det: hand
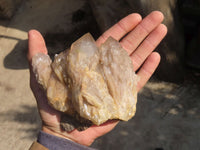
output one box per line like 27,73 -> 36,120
27,11 -> 167,146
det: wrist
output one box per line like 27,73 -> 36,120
42,126 -> 73,141
37,131 -> 96,150
41,124 -> 97,146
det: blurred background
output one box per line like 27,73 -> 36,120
0,0 -> 199,149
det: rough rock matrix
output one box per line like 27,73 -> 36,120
32,33 -> 138,126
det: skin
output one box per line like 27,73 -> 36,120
27,11 -> 167,146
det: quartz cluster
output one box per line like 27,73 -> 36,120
32,33 -> 138,126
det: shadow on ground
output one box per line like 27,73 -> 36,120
0,105 -> 41,139
3,38 -> 28,69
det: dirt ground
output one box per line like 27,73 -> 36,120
0,0 -> 200,150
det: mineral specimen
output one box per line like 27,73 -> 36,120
32,33 -> 138,126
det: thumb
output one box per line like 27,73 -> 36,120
27,29 -> 48,61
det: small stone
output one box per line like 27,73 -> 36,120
32,33 -> 138,128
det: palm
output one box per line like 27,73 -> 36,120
28,11 -> 167,146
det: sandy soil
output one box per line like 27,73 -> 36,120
0,0 -> 199,150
